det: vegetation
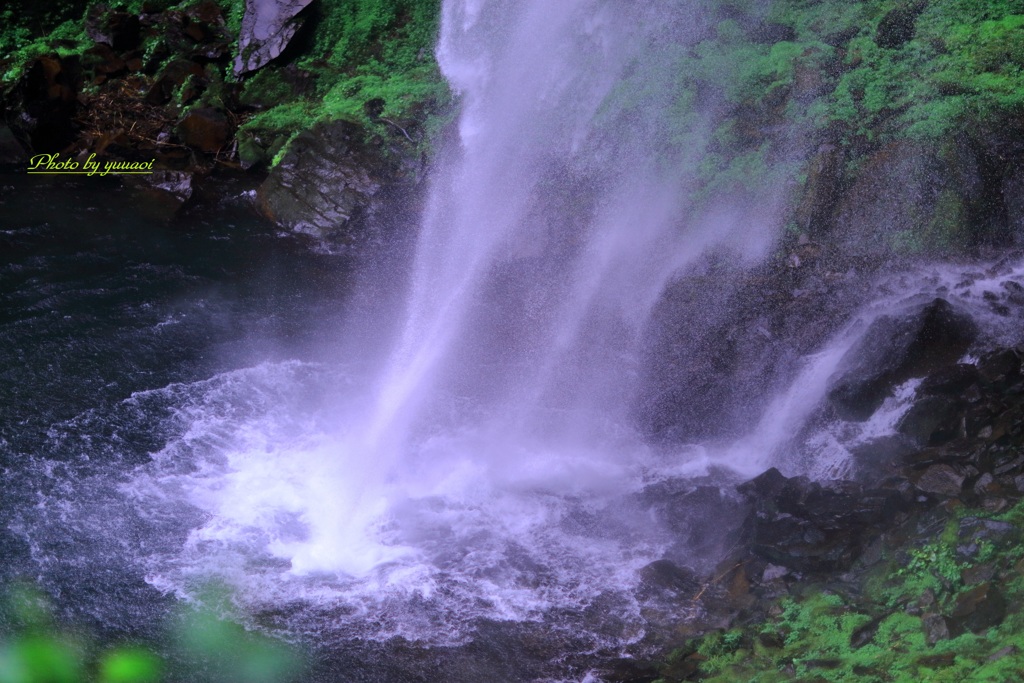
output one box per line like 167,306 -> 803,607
658,500 -> 1024,682
238,0 -> 451,161
0,585 -> 303,683
595,0 -> 1024,252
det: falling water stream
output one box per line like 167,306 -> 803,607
4,1 -> 1024,681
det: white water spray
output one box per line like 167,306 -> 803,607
132,0 -> 801,635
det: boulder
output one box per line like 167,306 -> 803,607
957,517 -> 1019,559
637,559 -> 701,600
177,107 -> 230,153
653,485 -> 746,561
256,121 -> 392,242
736,468 -> 904,573
912,464 -> 965,497
921,613 -> 950,645
793,144 -> 843,235
86,6 -> 141,52
12,55 -> 82,153
827,298 -> 977,420
897,395 -> 961,446
0,125 -> 27,164
234,0 -> 315,75
948,582 -> 1006,635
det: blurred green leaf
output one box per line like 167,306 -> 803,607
98,648 -> 162,683
0,635 -> 83,683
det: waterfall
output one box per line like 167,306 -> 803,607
129,0 -> 795,636
368,0 -> 783,456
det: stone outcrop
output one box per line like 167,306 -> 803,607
255,120 -> 411,243
826,298 -> 977,420
234,0 -> 315,75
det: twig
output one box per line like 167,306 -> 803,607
692,562 -> 745,602
381,117 -> 413,143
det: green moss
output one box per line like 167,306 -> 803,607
666,501 -> 1024,682
237,0 -> 451,165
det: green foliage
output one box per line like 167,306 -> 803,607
0,584 -> 304,683
668,500 -> 1024,682
238,0 -> 451,163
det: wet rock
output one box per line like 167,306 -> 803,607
833,142 -> 980,258
256,120 -> 392,242
913,464 -> 965,497
987,645 -> 1019,663
957,517 -> 1019,559
737,469 -> 903,573
177,108 -> 230,153
850,615 -> 884,649
916,652 -> 956,668
827,298 -> 977,420
86,7 -> 141,52
948,582 -> 1006,635
0,124 -> 27,164
897,395 -> 960,446
921,612 -> 950,644
234,0 -> 315,75
654,485 -> 746,562
12,55 -> 82,153
849,435 -> 917,482
793,144 -> 843,235
1004,168 -> 1024,240
977,348 -> 1022,385
962,562 -> 996,586
146,170 -> 193,201
637,560 -> 700,600
918,363 -> 980,397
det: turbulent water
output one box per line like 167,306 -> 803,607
5,1 -> 1024,681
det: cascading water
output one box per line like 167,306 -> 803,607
8,0 -> 1024,679
129,0 -> 798,641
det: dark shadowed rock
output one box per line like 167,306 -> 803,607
957,517 -> 1019,559
827,298 -> 977,420
86,7 -> 141,52
637,559 -> 700,599
12,55 -> 82,153
653,485 -> 746,562
897,395 -> 961,446
921,613 -> 950,645
736,469 -> 904,573
747,22 -> 796,44
793,144 -> 842,235
848,435 -> 917,483
949,583 -> 1006,635
234,0 -> 315,75
918,363 -> 980,397
147,170 -> 193,201
976,348 -> 1022,384
913,464 -> 965,497
176,107 -> 230,153
0,125 -> 27,164
1004,167 -> 1024,240
875,1 -> 927,49
256,121 -> 397,242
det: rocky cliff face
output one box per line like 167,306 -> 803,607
1,0 -> 445,244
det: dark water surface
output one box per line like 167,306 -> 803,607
0,172 -> 356,636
